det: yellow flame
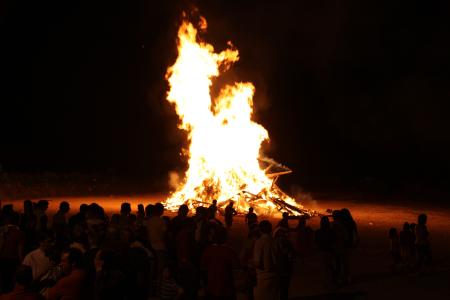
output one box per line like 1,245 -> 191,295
164,18 -> 303,215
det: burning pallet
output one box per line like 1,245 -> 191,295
166,157 -> 316,217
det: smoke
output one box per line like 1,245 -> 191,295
168,171 -> 181,190
290,184 -> 319,209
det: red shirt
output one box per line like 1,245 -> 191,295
0,286 -> 45,300
201,244 -> 239,297
47,269 -> 88,300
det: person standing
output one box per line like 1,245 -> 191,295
35,201 -> 49,236
224,202 -> 237,229
208,200 -> 218,220
47,248 -> 89,300
144,203 -> 167,294
240,228 -> 260,300
399,222 -> 415,268
52,202 -> 70,232
415,213 -> 431,269
0,211 -> 25,293
276,212 -> 289,230
245,208 -> 258,231
331,210 -> 349,285
315,216 -> 336,289
52,201 -> 70,247
201,226 -> 239,300
20,200 -> 37,254
295,216 -> 314,260
274,227 -> 294,300
94,249 -> 126,300
253,220 -> 279,300
388,228 -> 401,270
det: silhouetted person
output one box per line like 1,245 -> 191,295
409,222 -> 417,258
144,203 -> 167,295
136,204 -> 145,227
224,201 -> 237,228
145,204 -> 154,219
274,226 -> 294,300
114,202 -> 135,231
52,202 -> 70,231
208,200 -> 218,220
194,207 -> 209,252
315,216 -> 336,288
409,223 -> 417,242
399,222 -> 414,267
94,248 -> 125,300
388,228 -> 401,271
201,226 -> 239,300
416,213 -> 431,268
130,242 -> 154,298
341,208 -> 358,249
240,227 -> 260,300
170,204 -> 189,239
68,204 -> 88,230
52,201 -> 70,247
0,265 -> 45,300
174,217 -> 198,298
253,220 -> 279,300
277,212 -> 289,230
47,247 -> 89,300
34,201 -> 49,235
331,210 -> 350,285
20,200 -> 37,254
0,210 -> 25,293
245,207 -> 258,231
295,216 -> 314,259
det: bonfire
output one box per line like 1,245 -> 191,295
163,16 -> 312,217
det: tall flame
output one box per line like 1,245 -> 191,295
164,17 -> 303,215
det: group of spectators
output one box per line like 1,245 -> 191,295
388,213 -> 432,272
0,198 -> 428,300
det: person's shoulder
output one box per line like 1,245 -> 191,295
23,248 -> 38,261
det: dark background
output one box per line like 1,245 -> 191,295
1,0 -> 450,195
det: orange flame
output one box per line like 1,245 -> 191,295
164,17 -> 304,216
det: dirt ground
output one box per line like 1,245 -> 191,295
3,194 -> 450,300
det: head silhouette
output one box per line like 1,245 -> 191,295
418,213 -> 427,225
120,203 -> 131,215
320,216 -> 330,229
259,220 -> 272,234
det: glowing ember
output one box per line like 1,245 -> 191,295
164,16 -> 307,216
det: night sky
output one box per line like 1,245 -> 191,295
1,0 -> 450,193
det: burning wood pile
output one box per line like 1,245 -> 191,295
162,15 -> 314,217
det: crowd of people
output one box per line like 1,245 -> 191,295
0,199 -> 430,300
388,213 -> 431,272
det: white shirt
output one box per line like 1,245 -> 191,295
23,248 -> 51,280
